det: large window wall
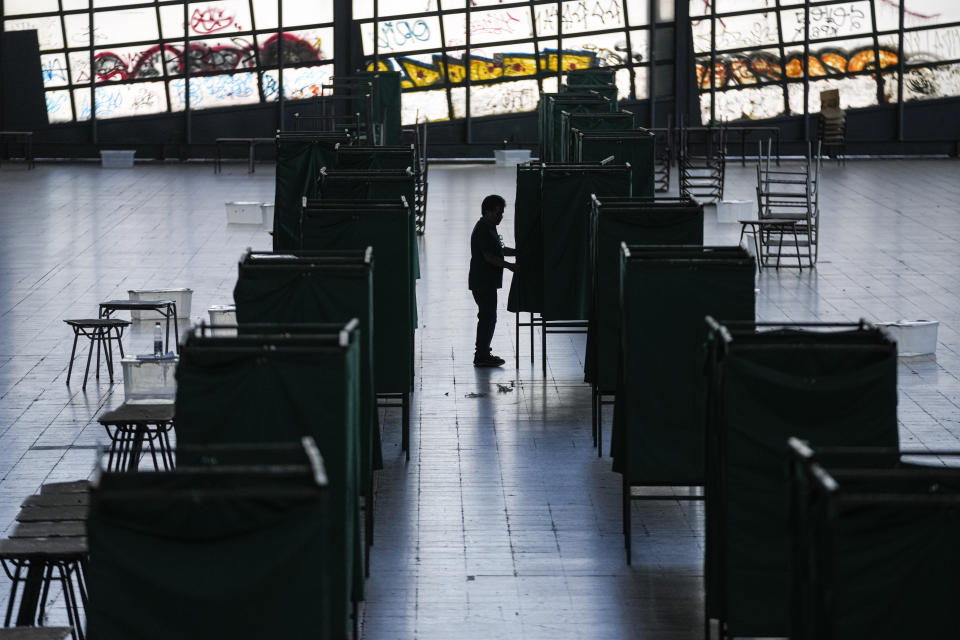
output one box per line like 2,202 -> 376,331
692,0 -> 960,123
354,0 -> 670,124
3,0 -> 334,123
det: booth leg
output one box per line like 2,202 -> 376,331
402,392 -> 410,462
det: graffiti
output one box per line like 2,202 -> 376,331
190,6 -> 235,34
263,74 -> 279,100
472,83 -> 539,116
695,47 -> 900,90
878,0 -> 941,21
42,58 -> 69,84
470,11 -> 523,37
207,73 -> 256,99
45,92 -> 67,114
535,0 -> 624,35
372,48 -> 598,88
80,34 -> 321,84
287,68 -> 334,99
791,4 -> 866,41
377,20 -> 431,52
130,87 -> 158,111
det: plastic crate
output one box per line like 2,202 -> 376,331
128,288 -> 192,320
122,357 -> 177,403
100,150 -> 135,168
494,149 -> 532,166
717,200 -> 755,223
261,203 -> 275,228
208,305 -> 237,336
225,201 -> 264,224
876,320 -> 938,357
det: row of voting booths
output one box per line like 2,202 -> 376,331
79,79 -> 422,638
507,68 -> 658,374
533,73 -> 959,634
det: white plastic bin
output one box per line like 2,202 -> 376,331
128,288 -> 193,320
208,305 -> 237,336
100,150 -> 135,168
261,203 -> 275,228
876,320 -> 939,357
122,357 -> 177,403
225,201 -> 264,224
717,200 -> 755,223
494,149 -> 532,166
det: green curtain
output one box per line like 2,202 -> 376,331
540,167 -> 632,320
233,258 -> 383,479
611,248 -> 755,484
584,199 -> 704,391
87,472 -> 337,639
357,71 -> 402,145
299,208 -> 414,393
173,333 -> 362,637
335,146 -> 415,171
506,165 -> 544,314
706,331 -> 898,637
576,132 -> 656,197
546,96 -> 613,162
274,136 -> 346,250
317,173 -> 420,281
805,470 -> 960,640
560,112 -> 634,162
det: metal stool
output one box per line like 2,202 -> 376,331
63,319 -> 130,389
98,403 -> 176,472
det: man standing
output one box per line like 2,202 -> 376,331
469,195 -> 516,367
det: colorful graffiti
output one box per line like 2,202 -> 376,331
89,34 -> 323,83
695,47 -> 900,90
369,49 -> 599,89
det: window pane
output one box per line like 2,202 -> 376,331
282,0 -> 332,27
470,78 -> 539,116
903,62 -> 960,101
781,2 -> 873,43
256,29 -> 333,65
171,72 -> 260,109
95,8 -> 160,44
282,63 -> 334,99
535,0 -> 627,37
633,65 -> 647,99
904,26 -> 960,64
467,7 -> 534,45
786,75 -> 878,113
449,85 -> 466,118
363,16 -> 443,55
253,0 -> 279,30
562,31 -> 633,67
626,0 -> 649,27
94,81 -> 168,118
45,90 -> 72,122
41,54 -> 70,87
712,84 -> 785,121
903,0 -> 960,29
185,0 -> 252,37
401,88 -> 449,124
74,88 -> 91,120
3,0 -> 58,15
5,17 -> 65,50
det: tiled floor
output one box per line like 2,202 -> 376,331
0,158 -> 958,637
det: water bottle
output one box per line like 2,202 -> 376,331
153,322 -> 163,357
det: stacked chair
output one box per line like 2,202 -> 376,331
818,88 -> 846,163
679,125 -> 725,202
612,246 -> 755,565
584,196 -> 704,455
754,140 -> 822,268
702,320 -> 898,639
651,121 -> 673,193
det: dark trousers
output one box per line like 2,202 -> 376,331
471,288 -> 497,355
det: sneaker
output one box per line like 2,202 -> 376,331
473,353 -> 505,367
